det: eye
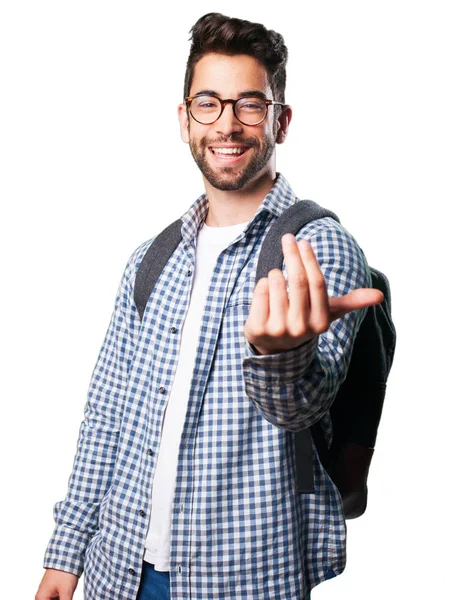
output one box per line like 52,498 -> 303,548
193,96 -> 220,111
238,99 -> 266,112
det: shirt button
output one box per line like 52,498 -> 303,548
139,509 -> 146,517
177,565 -> 182,575
171,327 -> 177,333
187,270 -> 192,276
148,448 -> 154,456
128,568 -> 136,575
159,386 -> 166,394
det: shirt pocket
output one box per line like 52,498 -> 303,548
225,262 -> 256,308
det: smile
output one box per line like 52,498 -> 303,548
210,146 -> 248,155
208,145 -> 250,162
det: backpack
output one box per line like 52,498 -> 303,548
134,200 -> 396,519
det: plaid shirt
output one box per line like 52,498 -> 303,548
43,173 -> 371,599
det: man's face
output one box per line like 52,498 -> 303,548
179,53 -> 283,191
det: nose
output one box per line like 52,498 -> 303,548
214,101 -> 244,137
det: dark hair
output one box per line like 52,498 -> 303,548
184,13 -> 288,103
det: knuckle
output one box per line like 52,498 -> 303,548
290,272 -> 308,287
267,322 -> 286,337
253,327 -> 267,339
319,319 -> 329,333
253,328 -> 266,339
312,318 -> 329,333
245,322 -> 266,338
289,324 -> 307,338
310,275 -> 326,289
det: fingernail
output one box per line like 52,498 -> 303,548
299,240 -> 310,250
283,234 -> 295,244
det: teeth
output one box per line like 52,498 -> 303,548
212,147 -> 246,155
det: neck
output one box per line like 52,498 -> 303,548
202,167 -> 277,227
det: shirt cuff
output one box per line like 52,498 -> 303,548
243,336 -> 319,386
43,526 -> 90,577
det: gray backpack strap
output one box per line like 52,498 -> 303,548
255,200 -> 339,493
256,200 -> 339,283
134,219 -> 183,321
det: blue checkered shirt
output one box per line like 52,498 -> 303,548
43,173 -> 371,599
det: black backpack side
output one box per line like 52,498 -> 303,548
254,200 -> 396,518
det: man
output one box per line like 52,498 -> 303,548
36,12 -> 382,600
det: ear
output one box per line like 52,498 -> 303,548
275,105 -> 293,144
178,103 -> 190,144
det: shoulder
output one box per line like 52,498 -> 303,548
117,235 -> 158,294
128,236 -> 158,272
295,214 -> 361,247
292,215 -> 372,289
296,214 -> 367,260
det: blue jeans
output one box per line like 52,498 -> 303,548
135,561 -> 311,599
136,562 -> 170,600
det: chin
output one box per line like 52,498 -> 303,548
205,171 -> 253,191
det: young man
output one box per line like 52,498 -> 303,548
36,12 -> 382,600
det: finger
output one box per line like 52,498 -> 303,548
267,267 -> 289,326
247,276 -> 270,329
329,288 -> 384,321
298,239 -> 330,332
281,234 -> 310,324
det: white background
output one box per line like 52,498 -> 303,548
1,1 -> 449,598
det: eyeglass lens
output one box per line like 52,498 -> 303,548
190,96 -> 267,125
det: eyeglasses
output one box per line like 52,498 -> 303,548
185,95 -> 285,126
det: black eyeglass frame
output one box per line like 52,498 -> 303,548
185,95 -> 286,126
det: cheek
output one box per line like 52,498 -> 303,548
189,123 -> 211,145
263,124 -> 277,147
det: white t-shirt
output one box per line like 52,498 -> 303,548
144,218 -> 249,571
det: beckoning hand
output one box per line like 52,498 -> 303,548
244,234 -> 384,355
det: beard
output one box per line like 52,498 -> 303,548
188,132 -> 276,191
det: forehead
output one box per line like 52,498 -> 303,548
190,52 -> 271,97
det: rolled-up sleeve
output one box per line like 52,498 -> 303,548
243,218 -> 371,432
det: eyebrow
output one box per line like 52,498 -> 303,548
192,89 -> 269,100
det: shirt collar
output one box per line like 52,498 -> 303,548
180,172 -> 299,245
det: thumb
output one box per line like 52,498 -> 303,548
329,288 -> 384,321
